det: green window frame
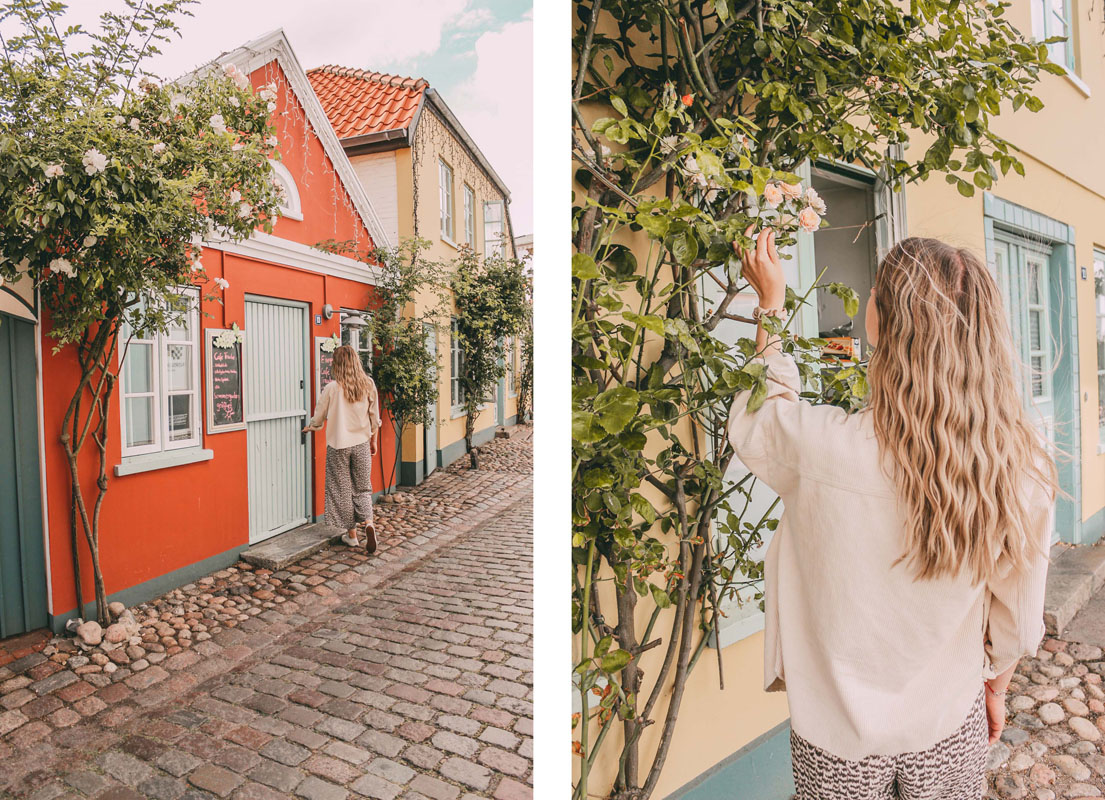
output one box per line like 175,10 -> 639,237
1026,251 -> 1052,401
1095,250 -> 1105,449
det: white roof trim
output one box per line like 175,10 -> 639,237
203,231 -> 381,286
201,29 -> 393,250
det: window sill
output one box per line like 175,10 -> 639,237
441,235 -> 459,251
1052,59 -> 1091,97
115,448 -> 214,477
450,403 -> 490,420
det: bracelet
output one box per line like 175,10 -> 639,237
984,682 -> 1007,697
752,305 -> 788,322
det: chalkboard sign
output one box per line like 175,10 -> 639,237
205,329 -> 246,434
315,337 -> 336,399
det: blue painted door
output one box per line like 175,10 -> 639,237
0,313 -> 48,638
244,298 -> 311,543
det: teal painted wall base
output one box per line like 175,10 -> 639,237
1082,504 -> 1105,545
400,460 -> 424,487
667,721 -> 794,800
49,543 -> 247,634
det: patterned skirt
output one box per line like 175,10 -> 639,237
791,689 -> 987,800
324,441 -> 375,531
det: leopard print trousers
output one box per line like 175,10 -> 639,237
791,689 -> 987,800
324,441 -> 375,531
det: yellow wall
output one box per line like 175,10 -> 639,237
350,108 -> 522,473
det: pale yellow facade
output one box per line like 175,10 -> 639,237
347,103 -> 521,480
578,0 -> 1105,795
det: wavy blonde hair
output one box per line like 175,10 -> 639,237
331,345 -> 371,404
868,237 -> 1057,584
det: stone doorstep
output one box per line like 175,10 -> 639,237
239,522 -> 345,571
1043,541 -> 1105,637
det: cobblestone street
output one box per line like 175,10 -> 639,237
0,431 -> 532,800
988,635 -> 1105,799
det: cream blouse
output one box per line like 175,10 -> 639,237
727,349 -> 1053,761
308,378 -> 382,450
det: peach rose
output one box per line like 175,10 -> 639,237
763,183 -> 783,209
780,182 -> 803,201
804,187 -> 826,214
798,207 -> 821,233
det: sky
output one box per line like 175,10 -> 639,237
43,0 -> 534,234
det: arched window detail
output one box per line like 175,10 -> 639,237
269,159 -> 302,221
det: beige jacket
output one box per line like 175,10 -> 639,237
727,349 -> 1052,760
308,378 -> 382,450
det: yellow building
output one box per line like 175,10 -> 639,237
308,66 -> 523,483
580,1 -> 1105,796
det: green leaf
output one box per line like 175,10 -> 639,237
623,311 -> 665,336
611,94 -> 629,117
745,377 -> 768,412
572,253 -> 600,279
593,386 -> 640,435
599,649 -> 633,672
650,584 -> 672,608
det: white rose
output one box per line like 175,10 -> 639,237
209,114 -> 227,134
82,148 -> 108,175
231,143 -> 244,151
229,189 -> 242,204
83,235 -> 97,247
43,164 -> 64,179
152,142 -> 166,154
265,135 -> 278,148
49,257 -> 74,277
113,115 -> 125,126
169,93 -> 187,111
780,182 -> 803,200
214,277 -> 229,290
804,187 -> 827,215
266,101 -> 276,113
129,117 -> 140,131
238,201 -> 253,218
158,113 -> 170,123
228,96 -> 240,108
763,183 -> 783,209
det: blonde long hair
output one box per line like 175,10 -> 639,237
331,345 -> 371,404
867,237 -> 1057,584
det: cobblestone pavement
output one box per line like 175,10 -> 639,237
445,429 -> 532,475
0,434 -> 532,800
987,636 -> 1105,799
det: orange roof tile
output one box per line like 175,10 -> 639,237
307,65 -> 427,140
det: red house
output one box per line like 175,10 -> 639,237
26,30 -> 395,633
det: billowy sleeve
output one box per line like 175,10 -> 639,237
367,378 -> 382,437
308,381 -> 334,429
727,350 -> 805,497
984,487 -> 1054,678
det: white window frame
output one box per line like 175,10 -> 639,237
269,159 -> 303,221
119,287 -> 203,458
1026,252 -> 1052,402
450,317 -> 466,414
464,184 -> 476,248
339,309 -> 373,375
483,200 -> 504,257
439,159 -> 455,244
1031,0 -> 1075,72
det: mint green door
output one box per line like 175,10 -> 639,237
0,313 -> 48,638
244,298 -> 311,543
991,235 -> 1060,541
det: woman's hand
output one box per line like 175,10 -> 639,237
301,425 -> 313,434
370,433 -> 378,456
984,684 -> 1006,744
734,225 -> 786,309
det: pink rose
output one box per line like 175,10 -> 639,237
780,182 -> 802,201
804,187 -> 826,214
798,207 -> 821,233
763,183 -> 783,209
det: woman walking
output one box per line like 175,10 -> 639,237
304,345 -> 382,552
729,231 -> 1056,800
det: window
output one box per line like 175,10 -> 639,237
464,185 -> 476,247
269,160 -> 302,221
1026,253 -> 1051,400
1095,251 -> 1105,448
340,310 -> 372,374
1032,0 -> 1074,71
439,160 -> 455,242
506,336 -> 517,397
450,318 -> 465,409
119,288 -> 202,457
484,200 -> 504,257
